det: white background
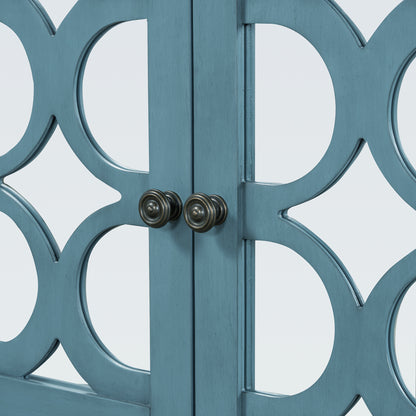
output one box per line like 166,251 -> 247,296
0,1 -> 415,415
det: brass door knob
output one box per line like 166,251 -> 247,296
139,189 -> 182,228
183,193 -> 228,233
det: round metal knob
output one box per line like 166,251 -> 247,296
183,193 -> 228,233
139,189 -> 182,228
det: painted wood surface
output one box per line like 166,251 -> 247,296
0,375 -> 149,416
148,0 -> 194,413
193,0 -> 246,415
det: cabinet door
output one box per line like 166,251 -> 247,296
0,1 -> 193,415
194,0 -> 416,415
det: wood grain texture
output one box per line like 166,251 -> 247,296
148,0 -> 194,414
0,375 -> 149,416
193,0 -> 246,415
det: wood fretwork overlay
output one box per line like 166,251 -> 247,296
243,0 -> 416,415
0,0 -> 150,407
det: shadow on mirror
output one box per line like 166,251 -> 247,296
82,20 -> 149,171
395,282 -> 416,399
255,24 -> 335,185
397,54 -> 416,173
0,22 -> 33,156
86,225 -> 150,371
0,212 -> 37,342
255,241 -> 334,396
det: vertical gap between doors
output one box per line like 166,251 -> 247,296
190,0 -> 196,414
244,23 -> 256,392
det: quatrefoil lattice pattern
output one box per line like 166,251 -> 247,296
0,0 -> 150,406
243,0 -> 416,415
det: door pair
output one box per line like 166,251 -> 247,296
3,0 -> 416,415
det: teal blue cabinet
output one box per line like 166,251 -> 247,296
0,0 -> 193,415
1,0 -> 416,415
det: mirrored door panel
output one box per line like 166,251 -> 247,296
0,1 -> 193,415
243,1 -> 416,415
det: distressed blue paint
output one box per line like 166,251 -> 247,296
243,0 -> 416,415
2,0 -> 416,414
192,0 -> 246,415
0,0 -> 193,414
0,375 -> 149,416
147,0 -> 194,413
